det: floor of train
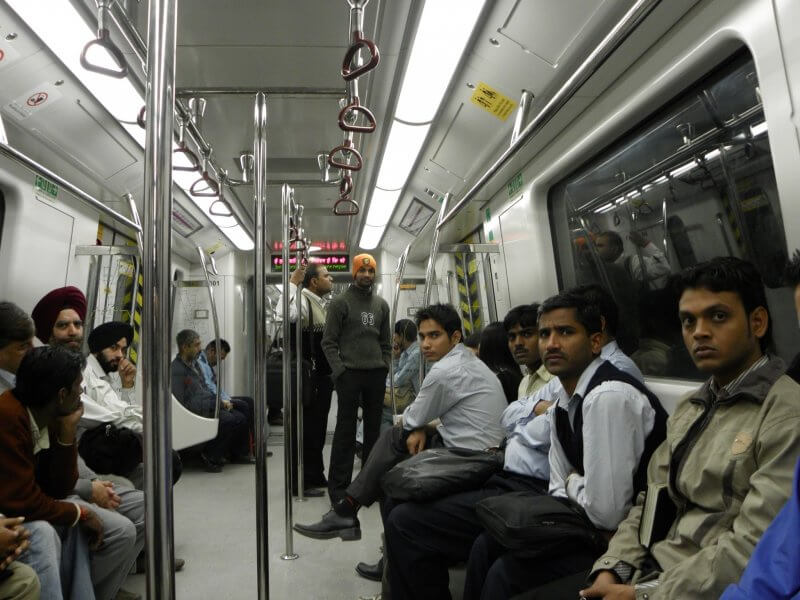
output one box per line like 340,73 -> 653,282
121,399 -> 466,599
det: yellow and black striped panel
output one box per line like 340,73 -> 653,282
455,250 -> 482,336
121,272 -> 143,365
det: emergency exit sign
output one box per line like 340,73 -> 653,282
507,172 -> 523,198
34,174 -> 59,201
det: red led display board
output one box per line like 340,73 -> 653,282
270,254 -> 350,272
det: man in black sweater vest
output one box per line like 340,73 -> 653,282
321,253 -> 392,504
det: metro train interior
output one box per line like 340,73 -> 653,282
1,0 -> 800,598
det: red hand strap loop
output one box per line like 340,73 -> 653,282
341,31 -> 380,81
328,139 -> 363,172
338,99 -> 377,134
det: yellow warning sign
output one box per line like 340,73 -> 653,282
470,82 -> 516,121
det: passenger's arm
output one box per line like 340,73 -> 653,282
402,370 -> 450,431
379,302 -> 392,371
566,384 -> 654,529
655,414 -> 800,600
501,380 -> 555,430
321,300 -> 346,379
170,362 -> 187,404
278,281 -> 302,323
73,456 -> 97,501
392,346 -> 419,389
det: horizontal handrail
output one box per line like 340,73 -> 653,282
0,141 -> 141,232
437,0 -> 663,230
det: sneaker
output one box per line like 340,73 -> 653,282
293,510 -> 361,541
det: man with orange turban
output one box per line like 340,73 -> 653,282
315,253 -> 391,508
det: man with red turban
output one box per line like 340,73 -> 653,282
31,286 -> 87,350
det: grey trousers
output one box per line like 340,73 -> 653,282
0,562 -> 40,600
72,484 -> 145,600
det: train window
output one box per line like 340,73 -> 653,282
548,50 -> 797,380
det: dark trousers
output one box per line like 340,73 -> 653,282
510,571 -> 592,600
289,370 -> 334,491
384,471 -> 547,600
328,367 -> 387,503
346,425 -> 444,507
203,406 -> 248,462
463,532 -> 596,600
230,396 -> 254,456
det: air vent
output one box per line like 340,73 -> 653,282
399,197 -> 436,236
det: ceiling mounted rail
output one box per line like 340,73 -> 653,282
176,87 -> 346,97
0,141 -> 142,233
436,0 -> 664,231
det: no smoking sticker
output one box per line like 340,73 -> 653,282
7,82 -> 63,120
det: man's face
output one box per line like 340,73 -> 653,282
312,267 -> 333,295
678,287 -> 766,384
96,337 -> 128,373
594,235 -> 621,263
0,337 -> 34,374
507,323 -> 539,368
206,347 -> 228,366
392,333 -> 403,358
418,318 -> 460,363
57,373 -> 84,416
182,337 -> 202,361
538,308 -> 601,381
50,309 -> 84,351
354,265 -> 376,289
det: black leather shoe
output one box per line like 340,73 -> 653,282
355,557 -> 384,582
294,510 -> 361,541
200,453 -> 222,473
300,488 -> 325,498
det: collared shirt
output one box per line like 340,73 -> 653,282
276,282 -> 327,326
618,242 -> 672,289
196,350 -> 231,402
548,357 -> 655,530
389,341 -> 421,394
80,354 -> 143,433
0,368 -> 14,393
710,355 -> 770,398
402,343 -> 507,451
27,408 -> 50,454
518,363 -> 553,399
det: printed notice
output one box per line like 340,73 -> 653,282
470,82 -> 517,121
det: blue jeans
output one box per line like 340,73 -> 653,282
19,520 -> 95,600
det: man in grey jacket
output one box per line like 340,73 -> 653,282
321,253 -> 392,503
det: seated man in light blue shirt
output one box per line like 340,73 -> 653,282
294,303 -> 507,543
382,319 -> 421,429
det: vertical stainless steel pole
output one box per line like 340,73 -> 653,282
142,0 -> 176,597
420,193 -> 452,385
295,248 -> 305,502
509,90 -> 534,146
253,91 -> 271,599
389,243 -> 412,417
281,183 -> 299,560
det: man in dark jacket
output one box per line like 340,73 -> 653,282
321,253 -> 392,503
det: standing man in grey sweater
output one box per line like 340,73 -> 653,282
322,253 -> 392,504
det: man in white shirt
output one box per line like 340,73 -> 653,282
79,321 -> 182,486
595,231 -> 671,290
462,289 -> 667,600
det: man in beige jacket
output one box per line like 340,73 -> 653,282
519,257 -> 800,600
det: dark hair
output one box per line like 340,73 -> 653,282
463,333 -> 481,349
571,284 -> 619,336
176,329 -> 199,348
14,346 -> 84,408
394,319 -> 417,342
785,250 -> 800,288
598,231 -> 624,252
0,302 -> 34,350
479,322 -> 522,376
672,257 -> 773,351
414,303 -> 462,337
303,263 -> 325,288
538,290 -> 603,335
206,338 -> 231,353
502,304 -> 540,332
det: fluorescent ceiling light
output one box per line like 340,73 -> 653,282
359,224 -> 385,250
7,1 -> 254,251
365,188 -> 403,228
593,203 -> 614,214
703,148 -> 721,162
669,161 -> 696,178
394,0 -> 485,123
750,121 -> 768,137
375,121 -> 431,190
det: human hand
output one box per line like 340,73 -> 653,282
56,401 -> 84,444
406,429 -> 427,455
80,508 -> 105,550
222,400 -> 233,411
118,358 -> 137,388
580,571 -> 635,599
533,400 -> 552,416
290,267 -> 305,286
91,480 -> 121,510
0,516 -> 25,555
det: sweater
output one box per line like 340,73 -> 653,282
321,284 -> 391,378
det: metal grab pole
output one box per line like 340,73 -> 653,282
281,184 -> 299,560
253,91 -> 271,599
389,243 -> 412,417
295,251 -> 305,502
420,193 -> 452,386
437,0 -> 663,230
196,247 -> 222,419
509,90 -> 534,146
141,0 -> 177,597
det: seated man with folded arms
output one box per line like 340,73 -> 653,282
294,303 -> 508,541
196,338 -> 255,462
524,257 -> 800,600
80,321 -> 183,485
171,329 -> 249,472
0,515 -> 40,600
0,345 -> 107,600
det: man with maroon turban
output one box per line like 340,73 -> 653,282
31,286 -> 87,351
